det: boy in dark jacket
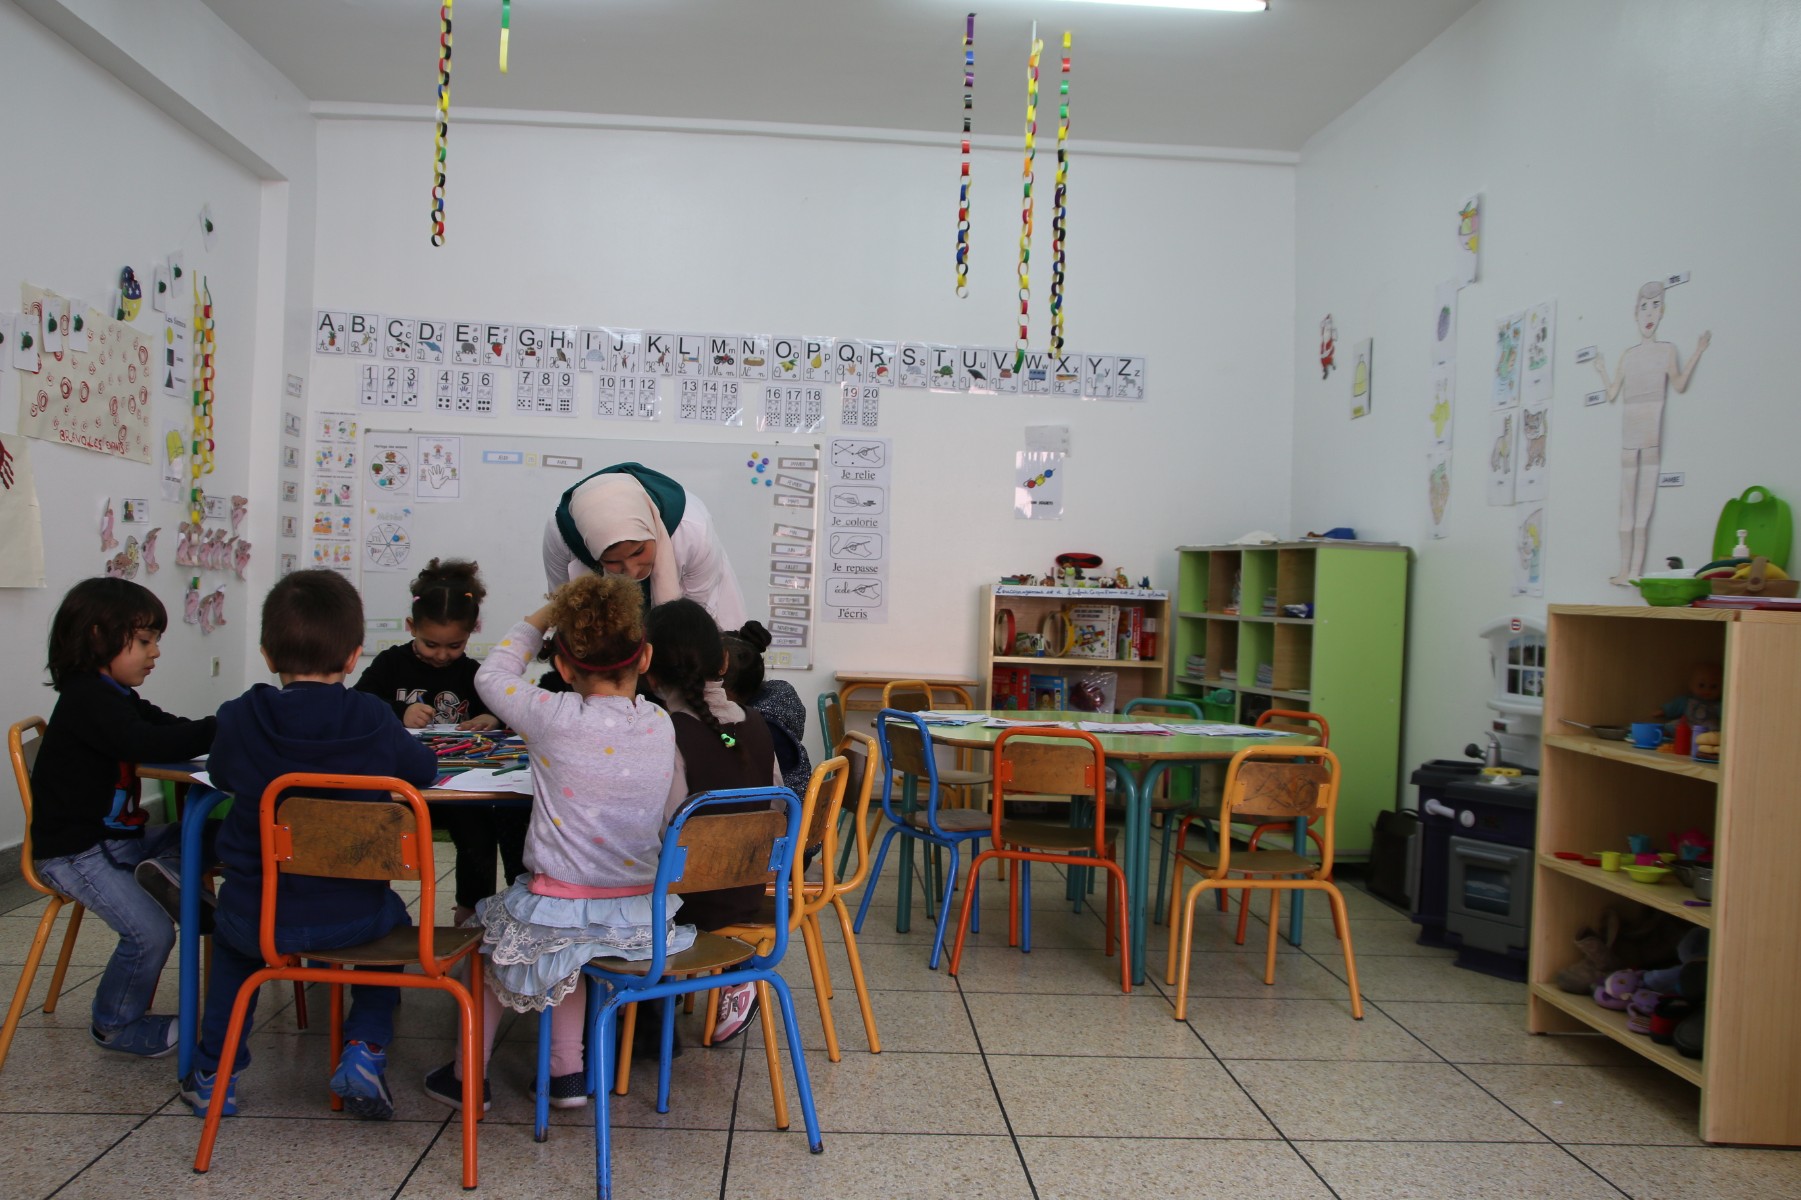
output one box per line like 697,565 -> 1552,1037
31,578 -> 216,1058
181,571 -> 435,1120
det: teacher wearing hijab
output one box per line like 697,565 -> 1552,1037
542,462 -> 747,629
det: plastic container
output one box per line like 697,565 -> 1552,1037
1631,577 -> 1711,606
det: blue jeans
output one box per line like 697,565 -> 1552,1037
196,887 -> 412,1074
37,825 -> 182,1034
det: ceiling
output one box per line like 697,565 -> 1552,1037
200,0 -> 1477,152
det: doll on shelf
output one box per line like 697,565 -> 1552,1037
1656,662 -> 1722,731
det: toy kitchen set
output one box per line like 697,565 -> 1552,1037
1409,618 -> 1544,980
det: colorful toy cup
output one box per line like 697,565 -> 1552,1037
1630,722 -> 1664,749
1600,851 -> 1622,871
1627,834 -> 1654,854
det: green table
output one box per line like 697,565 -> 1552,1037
924,711 -> 1313,985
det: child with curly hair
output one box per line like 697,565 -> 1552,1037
423,573 -> 682,1111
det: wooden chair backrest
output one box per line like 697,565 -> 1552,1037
273,797 -> 423,881
1216,746 -> 1342,876
882,680 -> 933,713
7,718 -> 54,897
997,737 -> 1103,798
819,691 -> 846,755
800,755 -> 850,854
672,808 -> 789,894
832,730 -> 881,893
880,716 -> 933,780
1255,708 -> 1331,746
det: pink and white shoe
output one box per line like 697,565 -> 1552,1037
711,982 -> 759,1045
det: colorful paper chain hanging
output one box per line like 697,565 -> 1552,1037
499,0 -> 511,73
431,2 -> 453,247
1015,25 -> 1043,370
1049,32 -> 1071,355
190,278 -> 216,524
955,13 -> 975,298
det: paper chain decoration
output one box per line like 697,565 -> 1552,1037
955,13 -> 974,298
190,278 -> 216,523
1049,32 -> 1070,356
431,2 -> 453,247
1015,24 -> 1043,370
500,0 -> 511,73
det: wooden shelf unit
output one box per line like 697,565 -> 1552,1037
1530,605 -> 1801,1146
980,586 -> 1170,712
1170,542 -> 1409,857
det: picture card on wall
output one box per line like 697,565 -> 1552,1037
927,345 -> 967,392
315,310 -> 349,354
1515,403 -> 1549,502
1522,301 -> 1556,405
1456,193 -> 1480,287
1492,311 -> 1524,408
1349,339 -> 1372,418
344,313 -> 379,356
1432,281 -> 1458,366
1050,352 -> 1083,397
1112,355 -> 1146,401
1486,408 -> 1518,506
897,343 -> 931,388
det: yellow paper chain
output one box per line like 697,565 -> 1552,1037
1015,25 -> 1043,370
189,277 -> 216,524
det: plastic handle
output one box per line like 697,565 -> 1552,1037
1423,799 -> 1456,819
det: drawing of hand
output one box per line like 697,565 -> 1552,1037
1695,330 -> 1711,356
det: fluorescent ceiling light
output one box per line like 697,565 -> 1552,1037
1046,1 -> 1269,11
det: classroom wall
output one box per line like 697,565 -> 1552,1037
0,0 -> 314,852
310,115 -> 1298,704
1291,0 -> 1801,792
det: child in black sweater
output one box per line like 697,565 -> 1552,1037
354,558 -> 526,924
30,578 -> 215,1058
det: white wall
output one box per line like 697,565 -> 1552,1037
311,116 -> 1296,702
0,0 -> 314,851
1292,0 -> 1801,788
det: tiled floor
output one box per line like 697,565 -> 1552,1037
1,849 -> 1798,1199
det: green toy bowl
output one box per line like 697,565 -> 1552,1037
1630,578 -> 1711,607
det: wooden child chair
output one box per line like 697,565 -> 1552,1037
192,774 -> 487,1190
1164,746 -> 1362,1021
1,718 -> 88,1073
947,728 -> 1133,994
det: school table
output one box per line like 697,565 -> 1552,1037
835,671 -> 982,713
138,762 -> 524,1080
920,713 -> 1315,986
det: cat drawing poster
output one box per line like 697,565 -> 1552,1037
1516,404 -> 1549,502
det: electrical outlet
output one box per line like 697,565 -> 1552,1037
210,657 -> 221,678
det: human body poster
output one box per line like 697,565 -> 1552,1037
823,437 -> 890,624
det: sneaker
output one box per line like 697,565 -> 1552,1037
134,858 -> 215,935
529,1070 -> 590,1109
422,1061 -> 492,1112
91,1013 -> 178,1058
711,982 -> 759,1046
329,1040 -> 394,1120
180,1067 -> 240,1117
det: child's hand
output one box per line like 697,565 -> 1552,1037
402,702 -> 436,729
458,714 -> 501,732
525,602 -> 557,632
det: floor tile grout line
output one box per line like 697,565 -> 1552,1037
718,1006 -> 751,1200
43,1103 -> 167,1199
388,1111 -> 453,1200
953,970 -> 1040,1200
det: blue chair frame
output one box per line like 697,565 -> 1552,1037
532,787 -> 823,1197
1120,696 -> 1209,918
852,709 -> 983,968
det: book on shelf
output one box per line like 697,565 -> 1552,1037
1067,605 -> 1119,659
992,667 -> 1031,711
1028,674 -> 1067,711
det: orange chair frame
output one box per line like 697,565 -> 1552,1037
1,718 -> 89,1072
947,728 -> 1131,993
1165,746 -> 1362,1021
192,773 -> 486,1189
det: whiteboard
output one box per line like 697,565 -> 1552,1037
356,430 -> 820,668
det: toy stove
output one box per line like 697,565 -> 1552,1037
1407,616 -> 1546,981
1410,759 -> 1537,980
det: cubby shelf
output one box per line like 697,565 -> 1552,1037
1170,541 -> 1408,857
1530,605 -> 1801,1146
981,587 -> 1169,712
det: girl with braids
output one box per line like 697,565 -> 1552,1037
424,574 -> 683,1112
645,598 -> 783,1044
723,620 -> 812,799
355,558 -> 521,924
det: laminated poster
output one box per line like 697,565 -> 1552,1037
364,503 -> 414,573
1513,507 -> 1545,597
1522,301 -> 1556,405
0,434 -> 47,587
1014,450 -> 1064,520
1492,311 -> 1524,409
1487,408 -> 1518,507
1426,450 -> 1451,541
823,437 -> 890,624
18,286 -> 154,463
1515,404 -> 1549,502
414,435 -> 462,502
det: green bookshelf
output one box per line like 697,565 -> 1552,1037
1171,542 -> 1409,857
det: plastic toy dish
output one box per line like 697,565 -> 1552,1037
1622,864 -> 1673,884
1553,851 -> 1585,861
1629,577 -> 1712,607
1560,719 -> 1630,740
1580,856 -> 1602,867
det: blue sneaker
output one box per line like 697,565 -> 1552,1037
330,1040 -> 394,1120
180,1068 -> 240,1117
90,1013 -> 177,1058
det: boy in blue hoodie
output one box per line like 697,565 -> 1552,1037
181,570 -> 436,1120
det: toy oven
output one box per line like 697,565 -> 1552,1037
1444,835 -> 1532,956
